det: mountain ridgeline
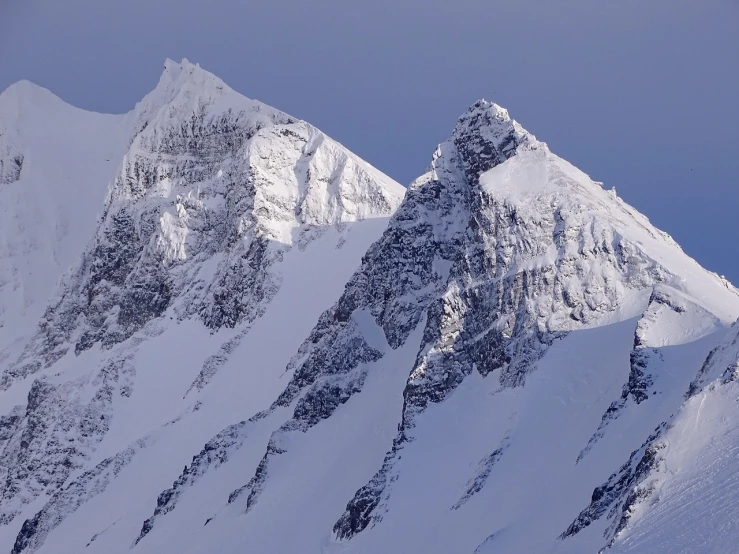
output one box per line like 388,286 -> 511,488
0,60 -> 737,554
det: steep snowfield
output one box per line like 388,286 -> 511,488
0,82 -> 130,360
1,67 -> 738,554
564,321 -> 739,554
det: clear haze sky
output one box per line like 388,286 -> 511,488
2,0 -> 738,282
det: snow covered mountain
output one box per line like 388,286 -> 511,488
1,62 -> 739,554
0,59 -> 403,552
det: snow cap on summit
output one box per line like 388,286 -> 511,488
127,58 -> 286,137
0,80 -> 67,117
150,57 -> 231,99
462,98 -> 511,121
159,58 -> 212,85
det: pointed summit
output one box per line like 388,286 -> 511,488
157,58 -> 226,94
451,99 -> 540,182
128,58 -> 286,136
163,57 -> 200,72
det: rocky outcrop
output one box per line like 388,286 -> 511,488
687,322 -> 739,397
561,424 -> 668,547
452,436 -> 510,510
0,332 -> 144,526
0,129 -> 23,186
134,413 -> 262,545
11,436 -> 154,554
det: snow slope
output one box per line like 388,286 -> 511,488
1,71 -> 738,554
564,320 -> 739,554
0,82 -> 130,362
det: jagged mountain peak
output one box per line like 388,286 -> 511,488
452,99 -> 533,144
162,57 -> 203,74
449,99 -> 540,183
0,60 -> 405,552
127,58 -> 286,141
113,60 -> 403,231
2,60 -> 403,387
418,98 -> 738,326
153,57 -> 229,104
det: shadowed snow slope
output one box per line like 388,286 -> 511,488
1,69 -> 738,554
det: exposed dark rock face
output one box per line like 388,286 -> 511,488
184,328 -> 249,396
0,406 -> 23,454
0,154 -> 23,185
578,342 -> 659,462
687,321 -> 739,397
452,436 -> 510,510
134,416 -> 258,545
0,347 -> 137,526
11,515 -> 39,554
3,108 -> 289,386
561,424 -> 668,548
0,129 -> 23,185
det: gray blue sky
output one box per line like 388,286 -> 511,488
2,0 -> 738,281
